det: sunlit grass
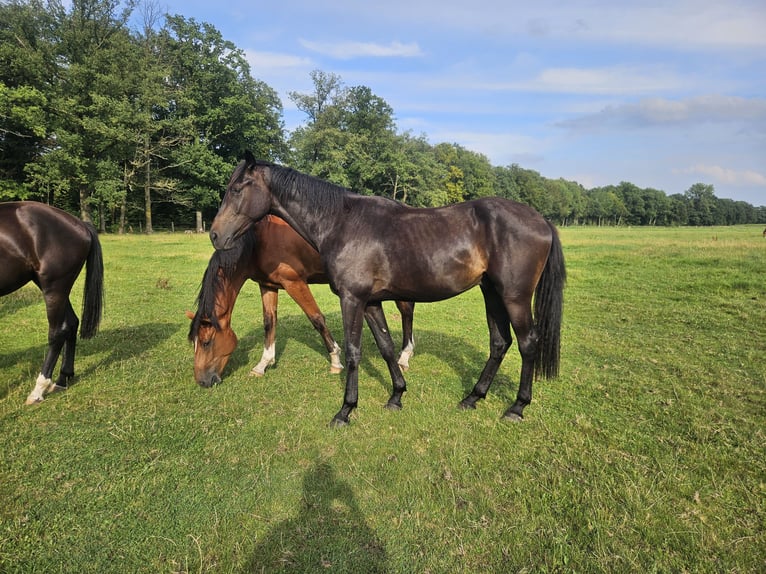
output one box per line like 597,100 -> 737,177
1,226 -> 764,573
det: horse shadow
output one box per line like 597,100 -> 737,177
246,460 -> 389,573
0,322 -> 181,401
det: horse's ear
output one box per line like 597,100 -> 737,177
243,150 -> 256,166
185,310 -> 195,320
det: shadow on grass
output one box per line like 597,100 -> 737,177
0,286 -> 42,319
0,322 -> 182,401
247,460 -> 389,573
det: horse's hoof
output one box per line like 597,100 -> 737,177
329,416 -> 349,428
457,400 -> 476,411
385,401 -> 402,411
24,396 -> 44,405
330,366 -> 343,374
49,384 -> 67,395
249,368 -> 265,377
502,412 -> 524,423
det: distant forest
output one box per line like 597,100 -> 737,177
2,0 -> 764,232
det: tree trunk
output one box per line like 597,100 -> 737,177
144,141 -> 153,234
79,184 -> 93,223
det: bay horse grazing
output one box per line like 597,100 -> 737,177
210,153 -> 565,427
0,201 -> 104,404
188,215 -> 415,387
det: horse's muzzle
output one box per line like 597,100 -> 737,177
197,372 -> 222,388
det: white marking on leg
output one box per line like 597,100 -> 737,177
25,373 -> 55,405
398,339 -> 415,371
250,342 -> 276,376
329,341 -> 343,374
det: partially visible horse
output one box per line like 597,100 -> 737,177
188,215 -> 415,387
0,202 -> 104,404
210,153 -> 566,426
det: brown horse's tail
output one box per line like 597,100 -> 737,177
533,221 -> 566,380
80,224 -> 104,339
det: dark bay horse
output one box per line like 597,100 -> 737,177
0,201 -> 104,404
210,153 -> 565,427
188,214 -> 415,387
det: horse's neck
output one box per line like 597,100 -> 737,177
214,266 -> 248,321
271,198 -> 336,254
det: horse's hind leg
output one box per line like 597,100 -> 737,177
283,280 -> 342,374
459,283 -> 512,411
364,302 -> 407,411
26,295 -> 78,404
395,301 -> 415,371
502,301 -> 538,421
54,300 -> 80,388
251,286 -> 278,376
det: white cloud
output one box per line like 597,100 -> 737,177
357,0 -> 766,50
558,95 -> 766,131
529,66 -> 685,95
674,164 -> 766,187
298,39 -> 422,59
244,50 -> 313,72
420,64 -> 689,96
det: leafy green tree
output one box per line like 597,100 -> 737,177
0,0 -> 60,199
45,0 -> 138,221
685,182 -> 717,226
289,71 -> 400,196
159,15 -> 285,227
616,181 -> 645,225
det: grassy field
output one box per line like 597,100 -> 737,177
1,225 -> 764,573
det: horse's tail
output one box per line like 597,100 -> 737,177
533,221 -> 566,380
80,224 -> 104,339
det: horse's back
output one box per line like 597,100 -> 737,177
0,202 -> 92,295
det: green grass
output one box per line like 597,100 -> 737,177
1,226 -> 764,573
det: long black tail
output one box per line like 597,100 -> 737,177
533,221 -> 566,380
80,224 -> 104,339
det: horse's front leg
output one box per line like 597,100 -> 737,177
251,286 -> 278,376
331,297 -> 366,427
365,302 -> 408,410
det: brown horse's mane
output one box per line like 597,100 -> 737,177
189,229 -> 256,340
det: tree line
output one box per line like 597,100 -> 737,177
2,0 -> 763,232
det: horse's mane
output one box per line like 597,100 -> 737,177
256,160 -> 350,221
188,229 -> 256,341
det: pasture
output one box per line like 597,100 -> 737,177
1,225 -> 764,573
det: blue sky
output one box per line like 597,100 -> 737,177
154,0 -> 766,205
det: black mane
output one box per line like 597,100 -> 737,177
188,229 -> 256,340
256,160 -> 351,221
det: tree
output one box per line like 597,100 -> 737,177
685,183 -> 717,226
0,0 -> 60,200
288,71 -> 399,196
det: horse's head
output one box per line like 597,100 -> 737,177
210,151 -> 272,250
186,310 -> 239,388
